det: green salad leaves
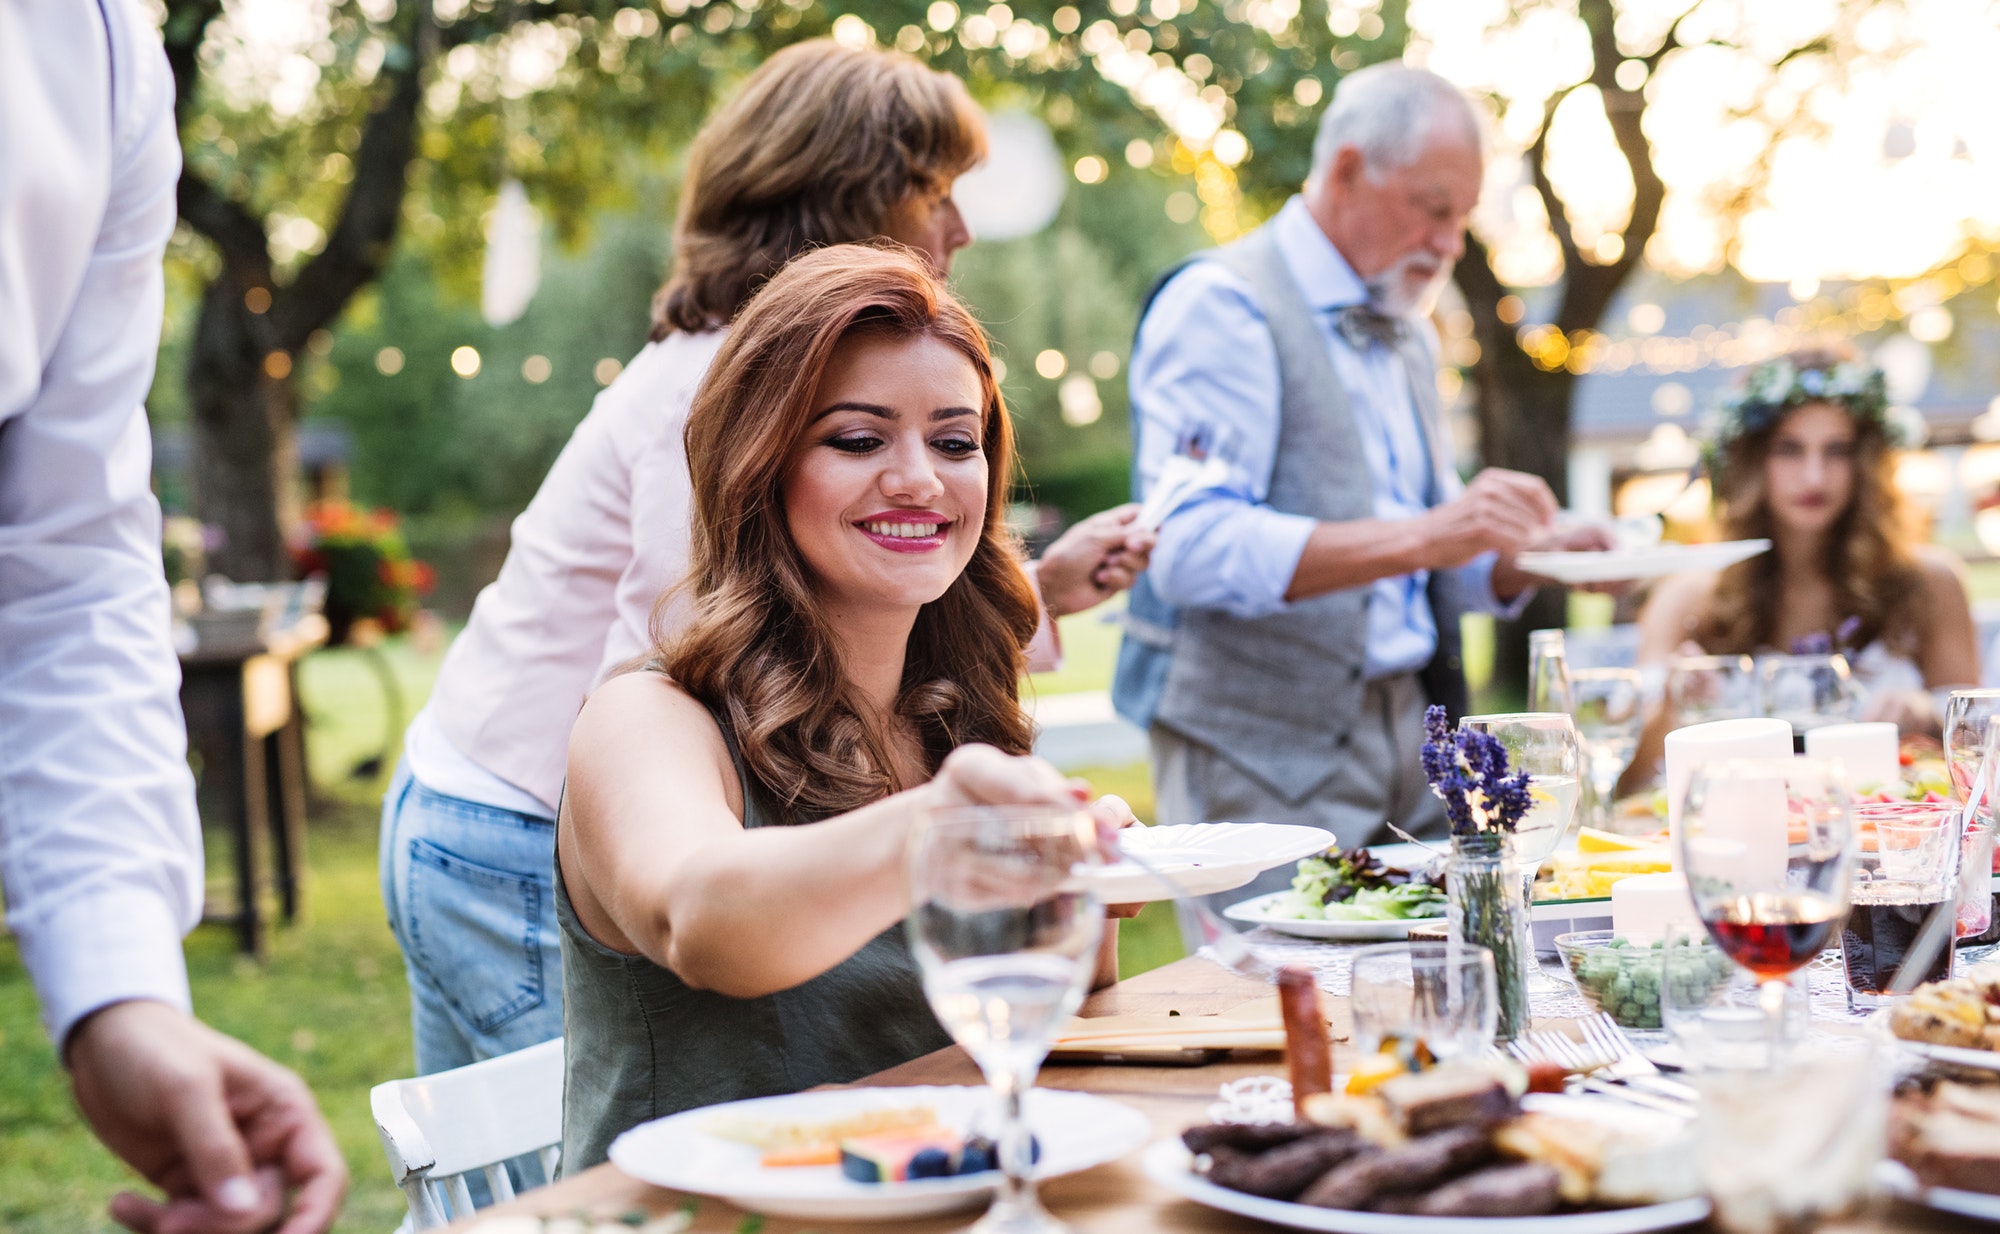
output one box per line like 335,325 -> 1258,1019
1280,848 -> 1446,921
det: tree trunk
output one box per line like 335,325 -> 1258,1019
188,277 -> 297,582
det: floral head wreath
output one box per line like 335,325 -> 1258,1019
1700,357 -> 1922,475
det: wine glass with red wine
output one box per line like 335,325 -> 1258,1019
1677,756 -> 1855,1062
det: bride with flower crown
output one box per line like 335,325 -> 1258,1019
1622,346 -> 1980,785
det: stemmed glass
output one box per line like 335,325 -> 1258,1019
908,805 -> 1105,1234
1678,757 -> 1855,1064
1756,653 -> 1859,741
1944,691 -> 2000,942
1458,713 -> 1582,991
1668,654 -> 1756,725
1572,668 -> 1644,832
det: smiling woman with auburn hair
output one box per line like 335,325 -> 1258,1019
553,245 -> 1133,1171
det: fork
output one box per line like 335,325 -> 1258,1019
1576,1014 -> 1700,1104
1110,839 -> 1275,982
1509,1033 -> 1694,1117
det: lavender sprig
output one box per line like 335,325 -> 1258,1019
1419,704 -> 1535,837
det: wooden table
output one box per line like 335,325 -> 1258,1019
452,957 -> 1989,1233
179,615 -> 325,955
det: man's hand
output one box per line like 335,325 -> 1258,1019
1419,469 -> 1558,573
66,1000 -> 346,1234
1033,504 -> 1157,619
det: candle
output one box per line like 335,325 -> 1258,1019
1663,717 -> 1794,863
1804,722 -> 1899,791
1610,871 -> 1699,942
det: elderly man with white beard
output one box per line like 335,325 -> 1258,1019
1113,64 -> 1601,878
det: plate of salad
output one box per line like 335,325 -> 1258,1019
1222,847 -> 1447,940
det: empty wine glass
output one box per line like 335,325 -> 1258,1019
1572,668 -> 1644,832
1678,756 -> 1855,1065
1944,691 -> 2000,942
1668,654 -> 1756,725
1756,653 -> 1859,741
908,805 -> 1104,1234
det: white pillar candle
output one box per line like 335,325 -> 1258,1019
1664,717 -> 1794,864
1686,770 -> 1791,888
1611,871 -> 1700,942
1804,722 -> 1899,792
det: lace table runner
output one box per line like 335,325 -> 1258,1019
1201,930 -> 2000,1047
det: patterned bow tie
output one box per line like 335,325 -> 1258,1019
1332,303 -> 1407,351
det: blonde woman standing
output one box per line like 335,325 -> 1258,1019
382,41 -> 1151,1082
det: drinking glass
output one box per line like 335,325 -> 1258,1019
1840,800 -> 1960,1010
908,805 -> 1105,1234
1667,654 -> 1756,725
1459,713 -> 1581,994
1756,653 -> 1859,742
1527,629 -> 1573,714
1348,941 -> 1498,1062
1572,668 -> 1644,831
1458,713 -> 1583,891
1945,693 -> 2000,942
1677,756 -> 1855,1062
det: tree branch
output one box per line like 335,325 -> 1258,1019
271,3 -> 436,349
1526,84 -> 1585,293
160,0 -> 224,129
176,171 -> 272,277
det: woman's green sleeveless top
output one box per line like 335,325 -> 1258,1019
555,699 -> 951,1172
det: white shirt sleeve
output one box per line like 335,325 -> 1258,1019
0,0 -> 200,1050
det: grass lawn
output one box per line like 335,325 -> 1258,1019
0,634 -> 1180,1231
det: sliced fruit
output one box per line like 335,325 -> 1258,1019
1575,827 -> 1656,853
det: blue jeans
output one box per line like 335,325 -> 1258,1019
380,760 -> 564,1078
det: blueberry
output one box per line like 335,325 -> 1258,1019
908,1147 -> 954,1179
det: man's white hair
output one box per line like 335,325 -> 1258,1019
1307,62 -> 1483,185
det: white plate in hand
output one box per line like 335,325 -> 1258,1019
1095,823 -> 1334,903
1222,890 -> 1443,941
1514,539 -> 1770,585
608,1085 -> 1149,1221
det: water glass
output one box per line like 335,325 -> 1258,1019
1840,801 -> 1960,1010
1668,654 -> 1756,725
1755,653 -> 1858,740
1348,941 -> 1498,1062
908,805 -> 1104,1234
1944,693 -> 2000,940
1691,1046 -> 1886,1232
1572,667 -> 1644,831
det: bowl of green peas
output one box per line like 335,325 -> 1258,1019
1555,930 -> 1735,1029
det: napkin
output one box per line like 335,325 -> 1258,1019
1050,997 -> 1284,1052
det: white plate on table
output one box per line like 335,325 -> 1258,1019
1095,823 -> 1335,903
1514,539 -> 1769,585
1866,1007 -> 2000,1072
1222,890 -> 1444,941
608,1085 -> 1149,1221
1878,1159 -> 2000,1221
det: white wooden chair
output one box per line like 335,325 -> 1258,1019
370,1037 -> 565,1228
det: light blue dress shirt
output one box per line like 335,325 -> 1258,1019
1130,197 -> 1515,680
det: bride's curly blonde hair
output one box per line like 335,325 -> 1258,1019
658,244 -> 1039,816
1694,346 -> 1923,657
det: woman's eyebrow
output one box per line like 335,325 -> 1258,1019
811,401 -> 894,422
931,406 -> 978,421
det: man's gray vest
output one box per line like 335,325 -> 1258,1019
1110,223 -> 1472,807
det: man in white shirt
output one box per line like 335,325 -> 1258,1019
1,2 -> 343,1229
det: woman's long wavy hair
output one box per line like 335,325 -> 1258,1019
659,245 -> 1039,817
650,40 -> 986,339
1695,346 -> 1923,656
